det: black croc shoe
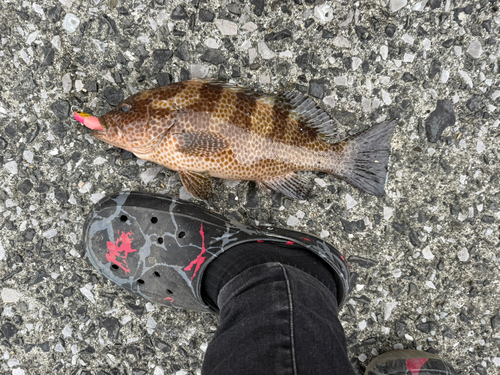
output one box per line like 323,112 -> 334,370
84,192 -> 350,313
365,350 -> 457,375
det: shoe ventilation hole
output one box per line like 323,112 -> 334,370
166,289 -> 173,295
120,215 -> 128,222
151,217 -> 158,224
178,231 -> 185,238
157,237 -> 164,244
111,264 -> 119,270
153,271 -> 160,277
137,279 -> 145,285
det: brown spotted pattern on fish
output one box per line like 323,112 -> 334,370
77,78 -> 396,201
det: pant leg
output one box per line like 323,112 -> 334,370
201,262 -> 355,375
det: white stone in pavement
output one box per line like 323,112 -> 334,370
43,229 -> 57,238
204,38 -> 219,49
390,0 -> 407,12
287,216 -> 299,226
242,22 -> 258,32
314,4 -> 333,23
332,36 -> 351,48
214,19 -> 238,35
59,0 -> 73,8
62,325 -> 72,338
51,35 -> 62,51
422,246 -> 434,260
62,73 -> 72,93
467,39 -> 482,58
0,241 -> 5,261
179,187 -> 194,200
4,161 -> 17,174
346,194 -> 357,209
145,318 -> 156,333
477,140 -> 485,154
141,167 -> 162,184
323,96 -> 335,108
190,64 -> 209,78
62,14 -> 80,33
259,71 -> 271,84
458,247 -> 469,262
413,0 -> 428,11
1,288 -> 21,303
257,41 -> 276,60
459,70 -> 473,88
248,48 -> 258,64
380,45 -> 388,60
382,89 -> 392,105
334,76 -> 348,86
93,157 -> 106,165
384,301 -> 398,320
383,206 -> 393,221
80,285 -> 96,303
352,57 -> 362,70
91,193 -> 105,204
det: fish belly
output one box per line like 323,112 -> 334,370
149,144 -> 297,181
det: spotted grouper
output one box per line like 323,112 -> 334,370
74,78 -> 396,201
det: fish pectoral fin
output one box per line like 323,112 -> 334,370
174,132 -> 230,155
259,173 -> 313,200
178,170 -> 214,202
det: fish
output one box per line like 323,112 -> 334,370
74,78 -> 396,201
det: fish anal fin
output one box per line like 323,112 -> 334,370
276,91 -> 338,140
178,170 -> 213,202
175,132 -> 230,155
259,173 -> 313,200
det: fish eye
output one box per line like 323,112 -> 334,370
121,104 -> 131,112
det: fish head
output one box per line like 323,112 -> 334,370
75,90 -> 168,155
98,90 -> 159,155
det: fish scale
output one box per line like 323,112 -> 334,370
74,78 -> 396,201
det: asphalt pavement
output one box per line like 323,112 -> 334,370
1,0 -> 500,374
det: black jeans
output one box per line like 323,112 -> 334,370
202,262 -> 355,375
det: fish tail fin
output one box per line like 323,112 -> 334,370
333,121 -> 396,196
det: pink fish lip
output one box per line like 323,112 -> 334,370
74,112 -> 85,123
73,111 -> 105,131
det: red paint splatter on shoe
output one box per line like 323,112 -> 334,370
158,297 -> 174,303
286,240 -> 294,245
300,237 -> 311,241
406,358 -> 429,375
184,223 -> 207,282
106,231 -> 138,274
257,240 -> 264,243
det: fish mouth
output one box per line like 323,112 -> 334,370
73,111 -> 105,131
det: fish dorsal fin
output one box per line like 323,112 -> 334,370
178,170 -> 213,202
258,172 -> 313,200
174,132 -> 230,155
276,91 -> 338,140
